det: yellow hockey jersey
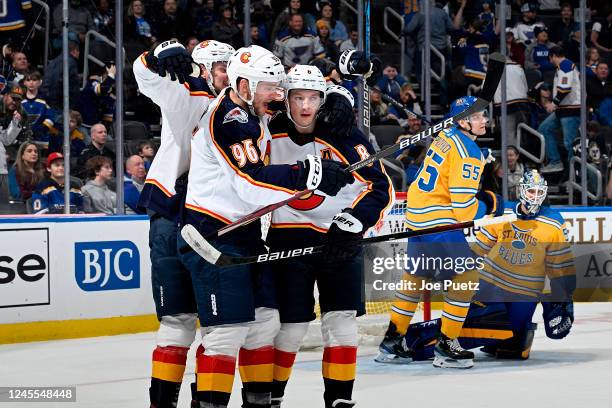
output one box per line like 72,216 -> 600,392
473,203 -> 575,298
405,127 -> 487,229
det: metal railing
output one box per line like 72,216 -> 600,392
568,157 -> 602,203
340,0 -> 357,15
381,158 -> 407,192
383,7 -> 405,75
82,30 -> 126,88
516,123 -> 546,164
32,0 -> 50,67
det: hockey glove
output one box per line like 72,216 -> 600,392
316,89 -> 356,138
542,302 -> 574,339
296,154 -> 354,197
146,40 -> 197,84
338,50 -> 382,86
323,209 -> 364,260
481,148 -> 496,164
476,189 -> 504,217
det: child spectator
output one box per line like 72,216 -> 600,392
137,140 -> 155,171
76,63 -> 116,129
69,110 -> 89,157
124,154 -> 146,214
525,26 -> 555,84
8,141 -> 44,201
32,152 -> 84,214
20,71 -> 60,152
82,156 -> 116,214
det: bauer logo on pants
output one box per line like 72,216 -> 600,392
75,241 -> 140,291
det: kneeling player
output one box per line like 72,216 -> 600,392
379,170 -> 575,362
267,66 -> 393,408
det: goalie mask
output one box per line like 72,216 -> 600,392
519,170 -> 548,215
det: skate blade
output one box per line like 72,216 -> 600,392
432,355 -> 474,369
374,351 -> 413,364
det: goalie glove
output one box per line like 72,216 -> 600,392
296,155 -> 354,196
323,209 -> 364,260
338,50 -> 382,86
476,189 -> 504,217
542,302 -> 574,339
145,40 -> 198,84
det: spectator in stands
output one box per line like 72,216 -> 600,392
376,64 -> 407,102
7,51 -> 29,86
124,0 -> 156,47
185,37 -> 199,55
194,0 -> 217,40
0,108 -> 23,202
250,26 -> 268,48
91,0 -> 114,37
387,83 -> 423,129
525,26 -> 556,84
397,143 -> 427,187
339,28 -> 358,53
370,85 -> 390,127
564,27 -> 582,67
124,154 -> 146,214
82,156 -> 116,214
8,141 -> 44,201
76,63 -> 116,129
153,0 -> 194,43
587,62 -> 611,112
20,71 -> 60,152
590,7 -> 611,63
271,0 -> 315,42
274,13 -> 325,68
137,140 -> 155,171
586,47 -> 601,79
539,46 -> 581,174
77,123 -> 115,176
506,145 -> 524,200
41,41 -> 80,111
493,57 -> 530,146
549,3 -> 575,48
52,0 -> 94,46
528,81 -> 553,129
452,18 -> 490,98
212,3 -> 243,49
31,152 -> 84,214
317,1 -> 347,44
1,85 -> 27,142
505,28 -> 525,67
69,110 -> 89,157
512,2 -> 545,46
316,20 -> 339,63
0,0 -> 31,48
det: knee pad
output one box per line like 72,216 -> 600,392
201,324 -> 250,357
321,311 -> 358,348
275,322 -> 310,353
244,307 -> 281,349
157,313 -> 197,347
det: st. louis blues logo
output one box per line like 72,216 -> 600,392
510,224 -> 533,249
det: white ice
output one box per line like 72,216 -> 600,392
1,303 -> 610,408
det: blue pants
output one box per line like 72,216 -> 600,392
150,215 -> 197,319
538,112 -> 580,164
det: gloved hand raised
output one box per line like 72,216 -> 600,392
296,155 -> 354,196
145,40 -> 197,84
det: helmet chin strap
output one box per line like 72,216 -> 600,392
460,119 -> 479,139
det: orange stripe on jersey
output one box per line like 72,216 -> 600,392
323,346 -> 357,364
140,53 -> 148,67
270,222 -> 328,233
272,133 -> 289,139
145,179 -> 174,197
152,361 -> 186,382
186,203 -> 232,224
208,96 -> 296,195
197,355 -> 236,375
197,373 -> 235,393
322,362 -> 356,381
238,346 -> 274,366
183,82 -> 213,97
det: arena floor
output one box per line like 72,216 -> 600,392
1,303 -> 610,408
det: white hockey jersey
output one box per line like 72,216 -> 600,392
493,61 -> 528,107
552,58 -> 580,117
133,52 -> 215,219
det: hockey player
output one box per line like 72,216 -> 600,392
266,66 -> 393,408
376,170 -> 575,361
176,45 -> 355,408
133,39 -> 235,408
377,96 -> 503,369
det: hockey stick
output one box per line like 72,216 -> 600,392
379,93 -> 432,125
182,214 -> 517,267
205,53 -> 506,239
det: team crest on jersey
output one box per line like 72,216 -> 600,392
223,107 -> 249,124
198,40 -> 210,49
240,52 -> 251,63
561,77 -> 568,85
510,224 -> 535,249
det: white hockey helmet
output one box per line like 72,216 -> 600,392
326,84 -> 355,107
191,40 -> 235,96
226,45 -> 286,105
283,65 -> 327,127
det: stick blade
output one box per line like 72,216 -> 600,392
479,52 -> 507,102
181,224 -> 222,265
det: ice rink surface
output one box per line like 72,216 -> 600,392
1,303 -> 610,408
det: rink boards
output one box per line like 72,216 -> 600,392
1,207 -> 612,344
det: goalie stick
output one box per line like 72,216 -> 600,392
205,52 -> 506,239
182,214 -> 517,267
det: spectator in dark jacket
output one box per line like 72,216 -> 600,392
40,41 -> 80,110
549,3 -> 575,48
212,3 -> 243,49
76,123 -> 115,177
587,62 -> 611,111
152,0 -> 194,43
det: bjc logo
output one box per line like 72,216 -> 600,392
75,241 -> 140,291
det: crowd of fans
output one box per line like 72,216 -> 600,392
0,0 -> 611,215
